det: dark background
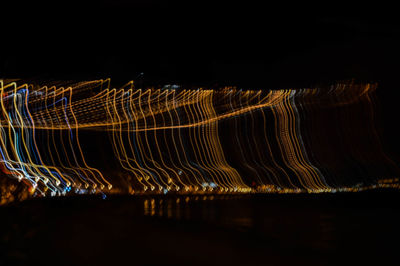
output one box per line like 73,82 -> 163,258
2,1 -> 399,87
1,1 -> 400,152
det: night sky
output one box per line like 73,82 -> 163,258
1,1 -> 399,86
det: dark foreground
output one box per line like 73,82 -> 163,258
1,191 -> 399,266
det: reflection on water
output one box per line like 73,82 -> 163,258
2,192 -> 399,265
141,193 -> 400,255
144,195 -> 224,224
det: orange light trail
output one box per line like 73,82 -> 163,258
1,79 -> 399,204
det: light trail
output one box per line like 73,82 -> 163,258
0,79 -> 399,204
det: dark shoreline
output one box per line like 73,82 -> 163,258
2,187 -> 399,208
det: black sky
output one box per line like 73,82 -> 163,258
2,1 -> 399,88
